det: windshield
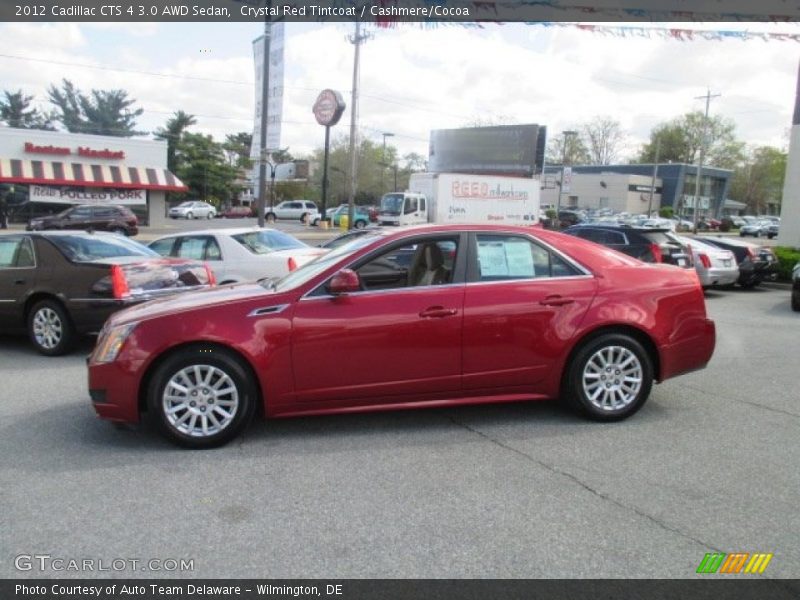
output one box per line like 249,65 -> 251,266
380,194 -> 404,215
231,230 -> 307,254
50,235 -> 158,261
270,232 -> 383,292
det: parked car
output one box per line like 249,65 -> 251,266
327,204 -> 371,229
739,220 -> 774,238
27,204 -> 139,236
670,234 -> 738,289
147,228 -> 327,284
88,224 -> 715,448
641,218 -> 676,231
219,205 -> 254,219
696,236 -> 778,288
266,200 -> 319,224
792,263 -> 800,312
169,201 -> 217,220
0,231 -> 215,355
564,224 -> 692,268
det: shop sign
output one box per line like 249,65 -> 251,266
30,185 -> 146,205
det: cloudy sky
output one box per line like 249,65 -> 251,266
0,21 -> 797,163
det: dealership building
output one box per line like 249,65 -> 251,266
547,163 -> 733,218
541,170 -> 663,214
0,127 -> 186,226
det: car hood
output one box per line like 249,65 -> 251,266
107,282 -> 277,327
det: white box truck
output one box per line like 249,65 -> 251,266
378,172 -> 540,227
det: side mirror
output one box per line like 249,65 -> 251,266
328,269 -> 361,295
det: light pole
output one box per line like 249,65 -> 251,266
556,130 -> 578,229
381,132 -> 394,193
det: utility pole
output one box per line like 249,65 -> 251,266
346,22 -> 370,230
381,131 -> 394,194
555,130 -> 577,229
648,138 -> 661,217
692,89 -> 721,233
256,10 -> 272,228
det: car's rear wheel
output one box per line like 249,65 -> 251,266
300,212 -> 309,224
565,333 -> 653,421
28,299 -> 74,356
266,213 -> 276,224
791,290 -> 800,312
206,212 -> 214,219
148,346 -> 256,449
186,211 -> 194,219
355,219 -> 367,229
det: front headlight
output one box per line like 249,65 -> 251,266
92,323 -> 138,364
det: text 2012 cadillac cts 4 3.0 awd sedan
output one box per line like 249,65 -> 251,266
88,224 -> 716,449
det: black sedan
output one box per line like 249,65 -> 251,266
0,231 -> 214,355
695,236 -> 778,288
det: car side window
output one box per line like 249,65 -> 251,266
474,235 -> 579,281
149,238 -> 176,256
205,237 -> 222,260
355,237 -> 458,291
70,207 -> 92,219
176,236 -> 211,261
0,237 -> 35,268
305,202 -> 316,210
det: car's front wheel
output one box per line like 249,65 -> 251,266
186,211 -> 194,220
265,213 -> 276,224
565,333 -> 653,421
27,299 -> 75,356
148,346 -> 257,448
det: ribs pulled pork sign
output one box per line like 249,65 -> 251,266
30,185 -> 146,205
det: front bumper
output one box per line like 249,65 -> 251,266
88,358 -> 143,423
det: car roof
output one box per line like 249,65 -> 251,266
22,230 -> 122,238
566,224 -> 671,233
148,227 -> 290,240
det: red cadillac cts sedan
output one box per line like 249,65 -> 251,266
88,224 -> 715,448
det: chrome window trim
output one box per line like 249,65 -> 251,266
464,274 -> 594,288
300,282 -> 466,302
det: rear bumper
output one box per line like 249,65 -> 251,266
88,358 -> 143,423
700,267 -> 739,287
659,318 -> 716,381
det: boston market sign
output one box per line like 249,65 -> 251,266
24,142 -> 125,160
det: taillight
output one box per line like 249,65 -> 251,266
204,264 -> 216,286
287,257 -> 298,272
699,253 -> 712,268
110,265 -> 130,299
649,243 -> 663,263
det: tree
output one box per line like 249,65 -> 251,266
48,79 -> 143,136
0,90 -> 54,130
728,146 -> 787,214
581,116 -> 625,165
174,133 -> 241,205
546,130 -> 590,165
154,111 -> 197,172
637,111 -> 744,169
222,132 -> 253,169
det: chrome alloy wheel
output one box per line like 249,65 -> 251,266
581,345 -> 643,411
162,365 -> 240,437
32,307 -> 63,350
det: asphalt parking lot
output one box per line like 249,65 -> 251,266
1,283 -> 798,579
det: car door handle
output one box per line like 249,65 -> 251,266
539,295 -> 575,307
419,306 -> 458,318
14,279 -> 26,285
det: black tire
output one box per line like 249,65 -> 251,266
354,219 -> 367,229
564,333 -> 653,421
206,212 -> 214,219
312,218 -> 320,227
186,211 -> 194,220
147,346 -> 257,449
27,299 -> 75,356
300,212 -> 309,224
792,291 -> 800,312
265,213 -> 276,224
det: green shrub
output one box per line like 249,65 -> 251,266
773,246 -> 800,281
659,206 -> 674,219
719,218 -> 733,232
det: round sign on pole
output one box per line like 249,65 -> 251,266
313,89 -> 346,127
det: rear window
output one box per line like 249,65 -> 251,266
639,231 -> 674,245
49,235 -> 158,261
231,230 -> 307,254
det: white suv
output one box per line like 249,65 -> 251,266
266,200 -> 319,224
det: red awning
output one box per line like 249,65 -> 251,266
0,158 -> 187,192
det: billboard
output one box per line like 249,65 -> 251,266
428,124 -> 546,178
